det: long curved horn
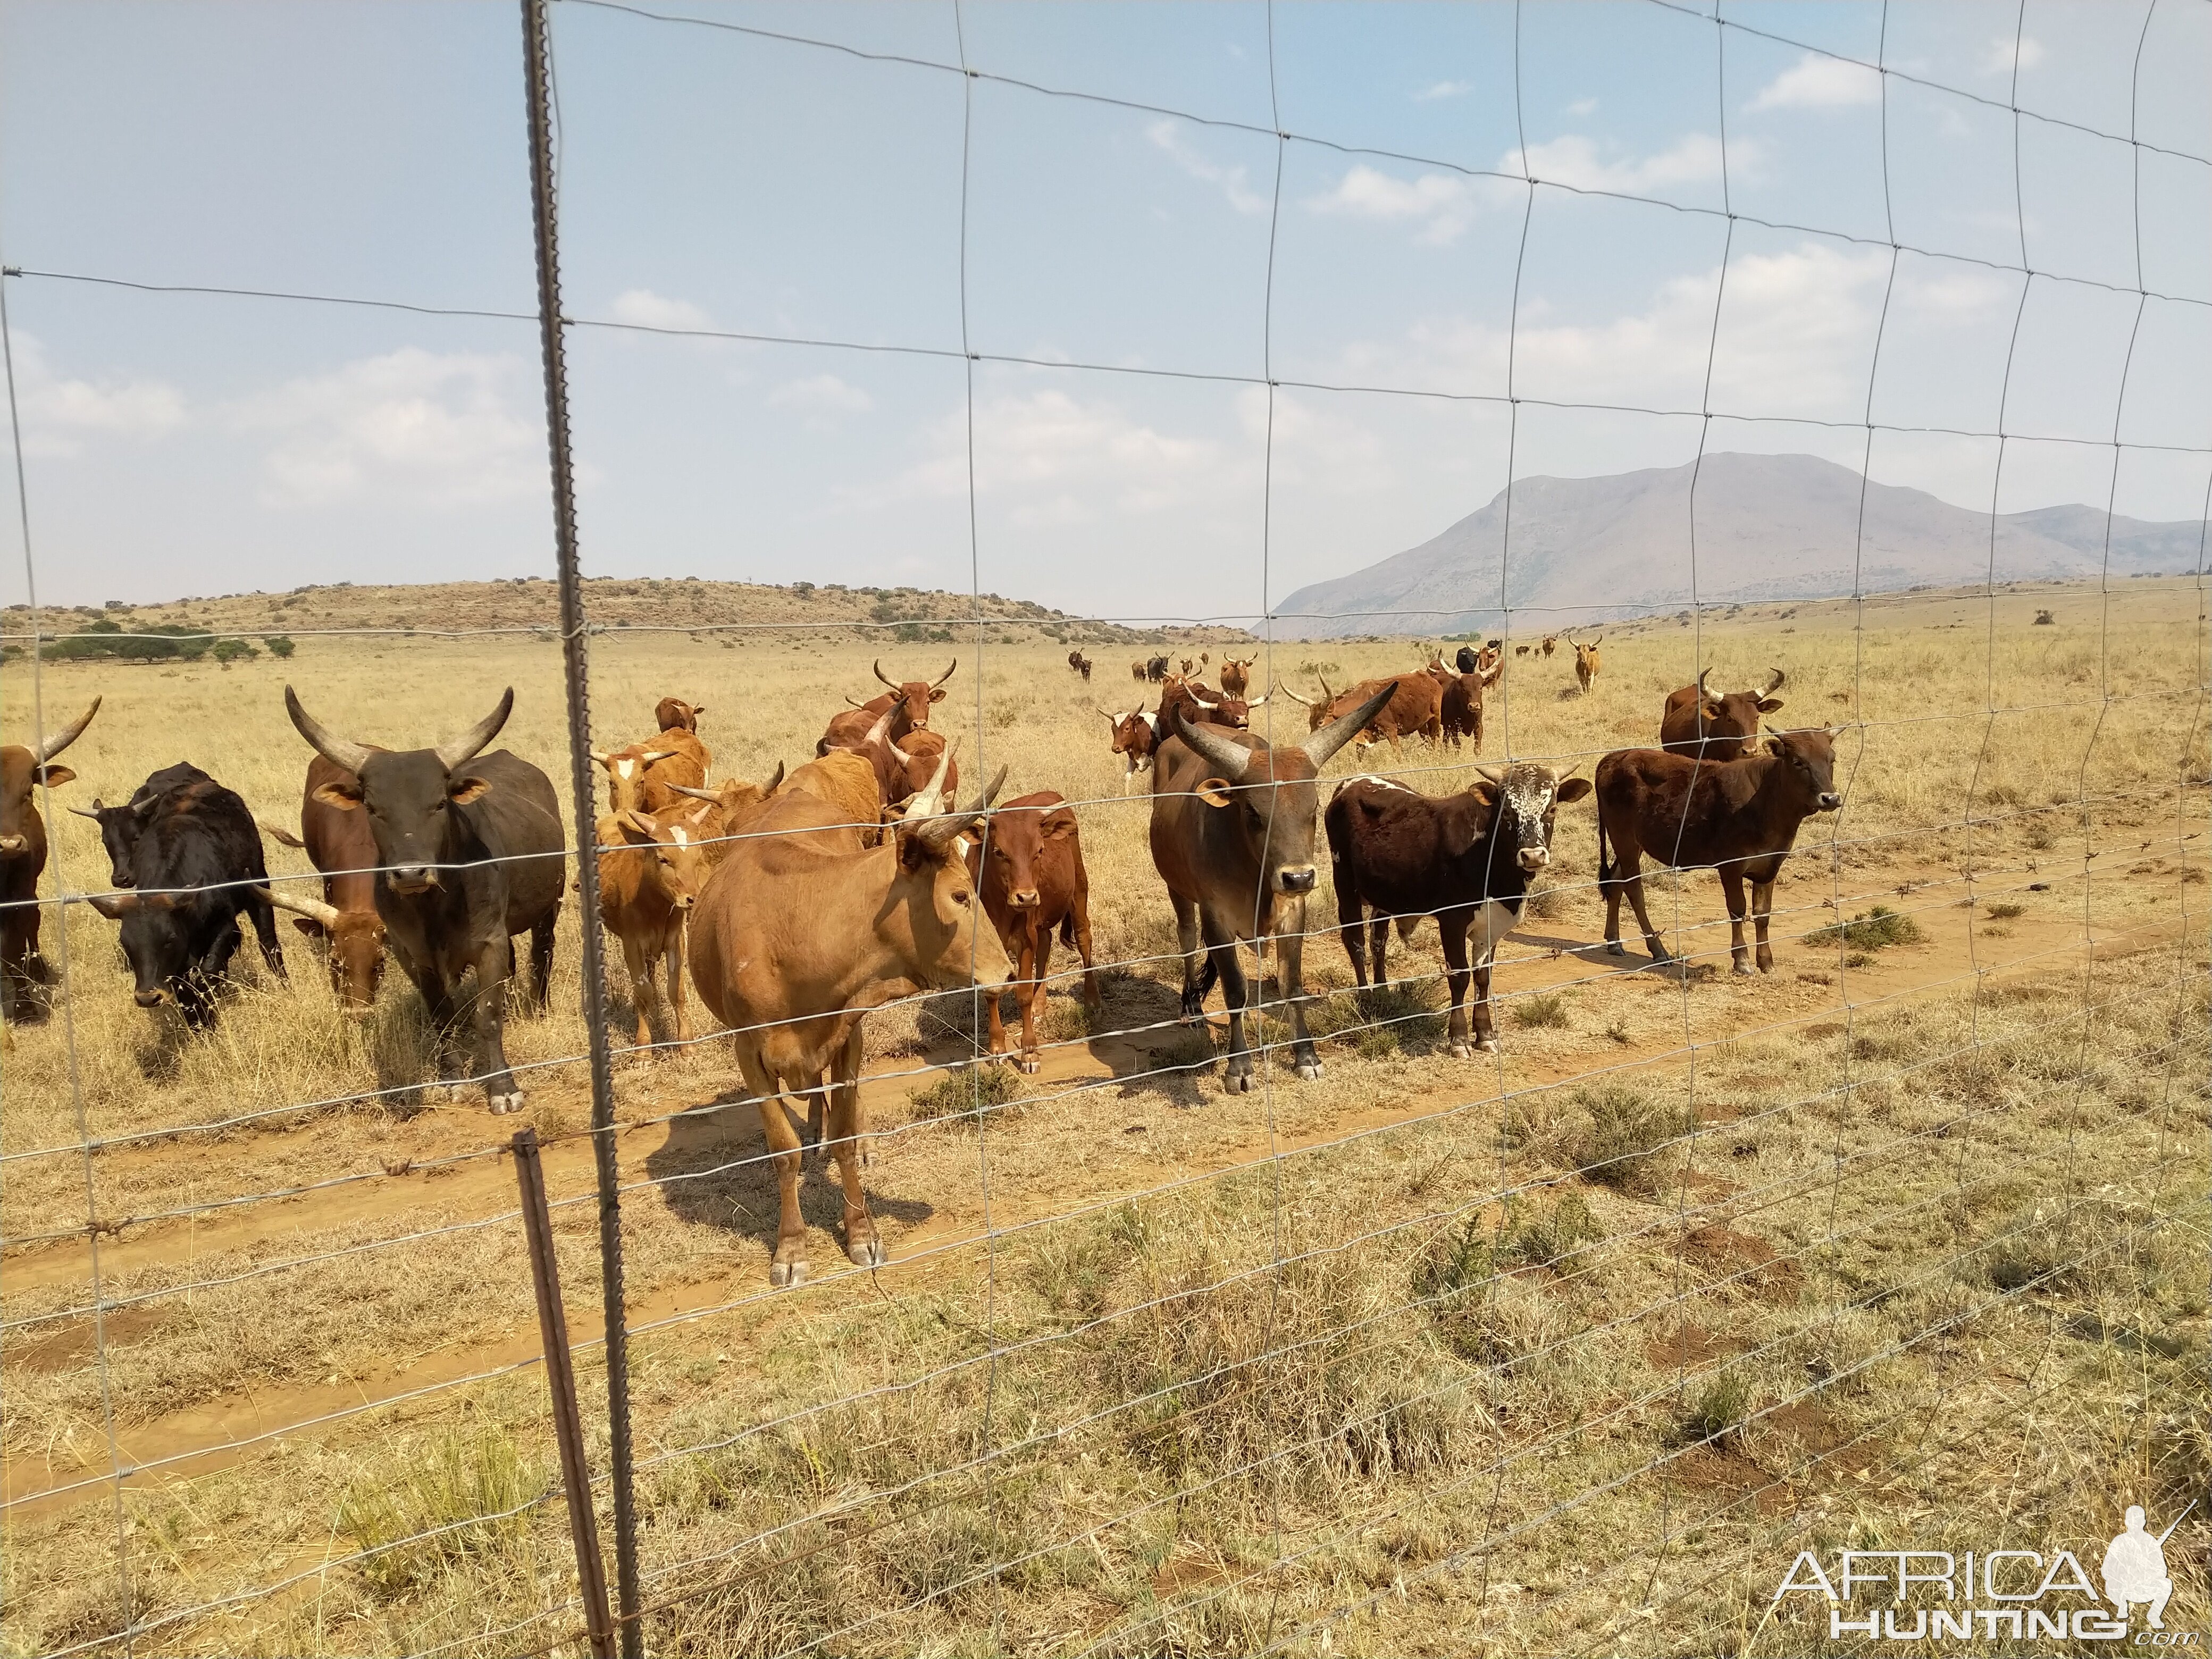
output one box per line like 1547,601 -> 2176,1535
285,686 -> 373,775
1474,764 -> 1507,784
1168,706 -> 1254,782
917,763 -> 1006,854
667,783 -> 720,802
933,659 -> 958,688
33,698 -> 100,765
1761,667 -> 1786,696
873,659 -> 900,690
256,816 -> 306,849
639,749 -> 678,765
69,802 -> 103,821
1275,681 -> 1314,708
906,738 -> 956,819
765,760 -> 786,793
843,693 -> 870,710
1315,673 -> 1336,701
255,884 -> 340,927
1697,666 -> 1715,696
1244,694 -> 1269,709
1097,707 -> 1121,724
434,688 -> 513,772
862,707 -> 896,748
1302,681 -> 1398,767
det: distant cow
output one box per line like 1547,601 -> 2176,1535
256,753 -> 388,1012
1595,730 -> 1842,975
1100,705 -> 1161,793
689,748 -> 1010,1285
1147,686 -> 1394,1092
1218,656 -> 1256,697
1146,654 -> 1170,682
1439,658 -> 1504,752
1515,644 -> 1530,656
87,772 -> 286,1029
654,696 -> 706,734
1159,674 -> 1261,733
1327,761 -> 1591,1055
1542,635 -> 1558,657
72,761 -> 213,886
1,698 -> 98,1019
287,687 -> 565,1112
1282,673 -> 1442,759
1067,649 -> 1093,680
1130,660 -> 1149,683
968,791 -> 1102,1072
1660,668 -> 1786,762
598,805 -> 712,1048
1569,634 -> 1603,693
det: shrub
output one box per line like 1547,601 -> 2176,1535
907,1062 -> 1024,1125
1807,903 -> 1925,952
1514,992 -> 1570,1029
1984,900 -> 2025,920
264,634 -> 296,659
1569,1085 -> 1692,1196
338,1426 -> 539,1596
211,638 -> 258,665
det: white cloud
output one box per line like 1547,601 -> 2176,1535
1980,35 -> 2046,77
237,348 -> 543,509
1565,97 -> 1598,117
1413,80 -> 1472,103
1516,130 -> 1747,194
1146,119 -> 1270,216
1748,52 -> 1883,111
1303,164 -> 1497,246
766,373 -> 875,431
7,334 -> 185,458
608,288 -> 710,331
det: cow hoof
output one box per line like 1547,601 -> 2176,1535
1732,962 -> 1757,977
1018,1054 -> 1040,1075
1449,1041 -> 1473,1060
1294,1060 -> 1323,1081
1476,1037 -> 1501,1054
846,1237 -> 887,1268
1223,1069 -> 1253,1094
769,1258 -> 810,1288
488,1091 -> 525,1115
1606,943 -> 1627,958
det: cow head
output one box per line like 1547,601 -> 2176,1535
1272,675 -> 1336,733
70,795 -> 149,887
614,809 -> 710,914
872,658 -> 956,731
258,883 -> 385,1010
1688,667 -> 1786,758
1473,761 -> 1595,874
667,763 -> 785,854
1,698 -> 98,861
590,744 -> 682,815
1765,727 -> 1843,815
888,748 -> 1013,990
979,795 -> 1076,911
1170,683 -> 1394,896
84,888 -> 200,1009
1100,707 -> 1157,760
286,686 -> 510,895
653,696 -> 706,734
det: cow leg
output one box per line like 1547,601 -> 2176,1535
403,956 -> 463,1089
1204,915 -> 1254,1093
247,894 -> 287,981
1613,854 -> 1668,964
1719,868 -> 1752,975
1440,911 -> 1475,1057
984,952 -> 1014,1062
1752,876 -> 1778,974
526,912 -> 556,1012
739,1052 -> 811,1287
664,924 -> 692,1042
1334,876 -> 1369,987
1171,892 -> 1211,1021
468,935 -> 524,1114
618,929 -> 656,1047
1277,903 -> 1323,1081
1367,912 -> 1391,986
825,1046 -> 884,1268
1013,920 -> 1046,1074
1067,884 -> 1103,1011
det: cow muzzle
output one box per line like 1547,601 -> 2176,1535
0,835 -> 27,855
133,987 -> 170,1009
388,867 -> 440,894
1518,847 -> 1549,873
1276,865 -> 1318,894
1009,887 -> 1040,909
1817,792 -> 1842,811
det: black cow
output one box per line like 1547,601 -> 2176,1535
286,686 -> 565,1113
86,774 -> 286,1028
1327,763 -> 1590,1057
1145,653 -> 1171,683
1147,686 -> 1393,1092
71,762 -> 214,887
1454,644 -> 1480,675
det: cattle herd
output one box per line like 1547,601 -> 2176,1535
0,650 -> 1840,1285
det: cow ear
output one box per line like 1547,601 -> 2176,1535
313,780 -> 364,810
1764,736 -> 1786,757
1555,777 -> 1594,804
1044,811 -> 1078,840
1195,778 -> 1235,808
448,776 -> 492,806
35,764 -> 76,788
291,916 -> 320,937
1757,698 -> 1785,714
929,686 -> 948,703
1705,702 -> 1726,721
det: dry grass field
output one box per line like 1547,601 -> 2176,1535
2,576 -> 2207,1656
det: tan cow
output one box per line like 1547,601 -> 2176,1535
1569,634 -> 1603,694
663,764 -> 785,866
687,749 -> 1011,1286
597,806 -> 711,1046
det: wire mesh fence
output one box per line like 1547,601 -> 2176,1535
2,1 -> 2206,1655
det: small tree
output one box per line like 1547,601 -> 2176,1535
212,638 -> 259,667
265,634 -> 297,659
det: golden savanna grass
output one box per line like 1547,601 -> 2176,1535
2,576 -> 2207,1656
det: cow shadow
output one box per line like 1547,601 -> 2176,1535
1084,972 -> 1213,1109
644,1095 -> 935,1258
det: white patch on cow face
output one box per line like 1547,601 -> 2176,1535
669,824 -> 689,845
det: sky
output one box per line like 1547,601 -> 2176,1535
2,0 -> 2208,622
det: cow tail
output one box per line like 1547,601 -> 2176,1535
1596,806 -> 1613,886
1194,952 -> 1219,1002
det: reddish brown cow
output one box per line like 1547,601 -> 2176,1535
257,751 -> 389,1010
1659,668 -> 1786,762
965,791 -> 1102,1072
1541,635 -> 1559,657
1218,655 -> 1257,697
1595,729 -> 1842,975
598,805 -> 713,1046
592,728 -> 709,815
1099,705 -> 1160,792
1159,674 -> 1261,732
654,696 -> 706,734
1439,657 -> 1504,752
1281,673 -> 1443,759
663,764 -> 786,866
822,708 -> 961,809
1,698 -> 99,1020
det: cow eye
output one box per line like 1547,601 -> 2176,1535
952,887 -> 970,906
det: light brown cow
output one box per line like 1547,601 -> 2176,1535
1217,656 -> 1258,697
592,728 -> 709,815
597,806 -> 712,1046
663,764 -> 786,866
1569,634 -> 1603,694
688,749 -> 1011,1286
1,698 -> 99,1020
1541,635 -> 1559,657
967,791 -> 1101,1072
654,696 -> 706,734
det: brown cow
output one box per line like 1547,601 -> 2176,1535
823,707 -> 960,809
1179,657 -> 1196,676
597,805 -> 711,1046
1595,729 -> 1842,975
1100,705 -> 1160,793
1,698 -> 98,1019
967,791 -> 1102,1072
821,659 -> 956,753
1280,673 -> 1442,760
592,729 -> 709,815
1569,634 -> 1603,694
1438,657 -> 1504,752
1130,660 -> 1149,682
654,696 -> 706,734
1067,649 -> 1093,679
1541,635 -> 1558,657
256,752 -> 389,1011
1159,673 -> 1262,732
688,748 -> 1010,1285
663,764 -> 787,865
1218,656 -> 1257,698
1147,686 -> 1394,1092
1660,668 -> 1786,762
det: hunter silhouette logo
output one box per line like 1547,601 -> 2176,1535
2103,1503 -> 2186,1631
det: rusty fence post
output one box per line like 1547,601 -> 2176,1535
513,1126 -> 617,1659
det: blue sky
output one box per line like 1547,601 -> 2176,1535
3,0 -> 2207,620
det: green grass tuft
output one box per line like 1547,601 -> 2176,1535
1570,1086 -> 1694,1197
1808,903 -> 1926,951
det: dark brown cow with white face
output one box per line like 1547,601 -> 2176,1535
1660,668 -> 1786,762
1595,728 -> 1843,975
1,698 -> 98,1020
1147,685 -> 1394,1092
1100,705 -> 1160,793
965,791 -> 1102,1073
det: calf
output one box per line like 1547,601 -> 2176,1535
87,774 -> 286,1029
968,791 -> 1102,1072
1067,649 -> 1093,679
1100,705 -> 1160,793
72,761 -> 212,886
1659,668 -> 1786,762
287,687 -> 565,1112
1218,656 -> 1257,698
1147,686 -> 1394,1092
1595,729 -> 1842,975
598,806 -> 712,1047
1569,634 -> 1603,694
255,753 -> 387,1011
1326,761 -> 1590,1055
2,698 -> 99,1019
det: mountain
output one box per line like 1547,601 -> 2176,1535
1272,453 -> 2209,639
